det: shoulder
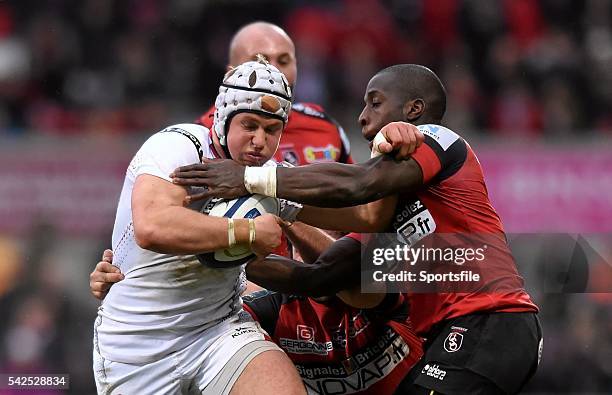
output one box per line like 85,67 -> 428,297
290,102 -> 339,130
289,102 -> 351,155
291,102 -> 328,118
417,124 -> 464,151
414,124 -> 469,183
141,123 -> 212,160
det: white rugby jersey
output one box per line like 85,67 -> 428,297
96,123 -> 267,364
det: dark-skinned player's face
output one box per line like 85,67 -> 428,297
358,73 -> 405,142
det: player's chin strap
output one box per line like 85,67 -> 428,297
244,166 -> 277,198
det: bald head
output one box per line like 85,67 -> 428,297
228,22 -> 297,87
377,64 -> 447,123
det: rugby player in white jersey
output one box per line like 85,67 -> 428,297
93,58 -> 306,395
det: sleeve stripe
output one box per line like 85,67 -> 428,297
411,141 -> 442,184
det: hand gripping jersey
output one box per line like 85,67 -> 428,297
96,123 -> 277,364
198,102 -> 353,166
243,291 -> 423,395
351,124 -> 538,336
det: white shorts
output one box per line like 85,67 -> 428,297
93,312 -> 281,395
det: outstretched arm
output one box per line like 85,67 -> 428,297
172,155 -> 422,209
275,156 -> 423,207
246,236 -> 386,308
171,122 -> 425,208
246,236 -> 361,297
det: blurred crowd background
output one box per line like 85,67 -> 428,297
0,0 -> 610,394
0,0 -> 611,136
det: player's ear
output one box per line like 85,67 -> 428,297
403,99 -> 424,122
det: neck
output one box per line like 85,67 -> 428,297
412,115 -> 441,126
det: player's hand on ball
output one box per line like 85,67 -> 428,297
374,122 -> 424,160
251,214 -> 282,257
171,158 -> 249,203
90,249 -> 124,300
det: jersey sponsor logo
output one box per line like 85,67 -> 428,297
394,199 -> 436,246
232,326 -> 258,338
280,337 -> 334,355
304,145 -> 341,163
418,124 -> 460,151
298,325 -> 315,341
421,363 -> 447,381
443,331 -> 463,352
298,333 -> 411,394
159,127 -> 204,159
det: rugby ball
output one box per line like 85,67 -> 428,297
197,194 -> 280,268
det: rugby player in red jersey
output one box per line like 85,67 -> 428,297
197,22 -> 352,167
171,64 -> 542,395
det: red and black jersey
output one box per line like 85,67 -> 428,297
243,291 -> 423,395
197,102 -> 353,166
349,124 -> 538,336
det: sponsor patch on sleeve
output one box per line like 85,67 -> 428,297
418,124 -> 460,151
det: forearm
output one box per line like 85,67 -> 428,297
276,156 -> 422,207
134,206 -> 247,254
133,174 -> 253,255
245,237 -> 362,296
246,255 -> 356,296
297,195 -> 398,233
282,221 -> 335,264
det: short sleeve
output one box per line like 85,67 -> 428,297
129,124 -> 209,182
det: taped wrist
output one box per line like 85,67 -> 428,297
370,131 -> 388,158
244,166 -> 277,197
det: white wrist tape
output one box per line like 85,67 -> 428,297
244,166 -> 277,197
227,218 -> 237,247
370,131 -> 388,158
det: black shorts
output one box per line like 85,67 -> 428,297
397,312 -> 542,395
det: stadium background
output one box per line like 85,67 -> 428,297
0,0 -> 610,393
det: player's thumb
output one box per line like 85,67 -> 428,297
377,141 -> 394,153
102,249 -> 113,262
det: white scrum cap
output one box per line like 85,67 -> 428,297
213,55 -> 293,146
